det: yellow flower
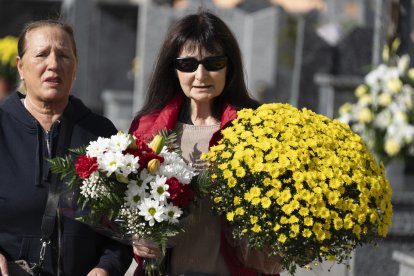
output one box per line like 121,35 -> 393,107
408,68 -> 414,80
250,186 -> 261,197
356,108 -> 373,123
226,212 -> 235,221
251,197 -> 261,205
326,255 -> 336,261
261,197 -> 271,209
299,207 -> 309,217
227,177 -> 237,188
235,207 -> 245,216
333,218 -> 343,230
0,36 -> 18,75
222,169 -> 233,179
282,204 -> 294,215
386,78 -> 403,93
302,229 -> 313,238
343,214 -> 354,230
278,234 -> 287,243
384,139 -> 401,156
222,151 -> 232,159
252,224 -> 261,233
233,196 -> 241,206
291,224 -> 300,234
304,217 -> 313,227
236,167 -> 246,178
355,84 -> 368,97
378,93 -> 392,106
353,224 -> 362,239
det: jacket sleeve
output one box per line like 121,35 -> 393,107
95,236 -> 133,276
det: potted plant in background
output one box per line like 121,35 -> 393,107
0,35 -> 18,101
337,39 -> 414,189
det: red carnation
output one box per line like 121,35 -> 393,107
135,137 -> 152,152
75,155 -> 98,179
167,177 -> 195,207
123,138 -> 153,158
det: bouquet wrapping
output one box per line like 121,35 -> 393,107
49,131 -> 198,274
202,103 -> 393,275
338,39 -> 414,165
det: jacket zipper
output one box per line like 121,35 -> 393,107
45,125 -> 62,275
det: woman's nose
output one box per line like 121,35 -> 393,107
47,53 -> 59,70
195,64 -> 208,80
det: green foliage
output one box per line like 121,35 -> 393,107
48,147 -> 85,189
157,129 -> 181,154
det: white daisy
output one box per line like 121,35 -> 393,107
118,153 -> 140,177
140,169 -> 155,188
150,175 -> 170,202
163,203 -> 182,224
99,151 -> 125,176
86,137 -> 110,157
124,180 -> 147,208
108,132 -> 133,152
138,198 -> 165,226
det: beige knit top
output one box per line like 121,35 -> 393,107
170,122 -> 230,276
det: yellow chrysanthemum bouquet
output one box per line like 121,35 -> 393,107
202,103 -> 393,275
0,36 -> 18,80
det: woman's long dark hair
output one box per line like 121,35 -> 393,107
136,10 -> 259,119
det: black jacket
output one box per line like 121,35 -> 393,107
0,92 -> 132,275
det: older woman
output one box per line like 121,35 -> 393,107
0,20 -> 132,276
129,11 -> 281,276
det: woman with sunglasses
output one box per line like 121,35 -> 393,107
129,11 -> 281,276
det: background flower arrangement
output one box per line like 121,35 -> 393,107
0,35 -> 18,81
338,39 -> 414,165
202,103 -> 393,275
49,131 -> 198,254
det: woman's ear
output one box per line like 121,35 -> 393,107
16,56 -> 24,80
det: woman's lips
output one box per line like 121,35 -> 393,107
193,85 -> 211,89
44,77 -> 62,86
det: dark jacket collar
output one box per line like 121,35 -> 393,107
0,91 -> 91,129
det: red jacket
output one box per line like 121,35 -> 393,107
129,96 -> 264,276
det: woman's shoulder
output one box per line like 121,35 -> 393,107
128,110 -> 163,140
129,110 -> 160,130
129,96 -> 184,137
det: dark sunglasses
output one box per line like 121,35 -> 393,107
174,56 -> 228,72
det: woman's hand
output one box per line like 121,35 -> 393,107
87,267 -> 109,276
132,236 -> 162,259
0,254 -> 9,276
235,235 -> 283,275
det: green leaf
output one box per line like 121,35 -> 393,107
191,170 -> 213,197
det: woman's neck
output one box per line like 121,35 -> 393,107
24,95 -> 67,131
189,100 -> 219,126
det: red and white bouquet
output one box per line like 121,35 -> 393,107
49,131 -> 198,253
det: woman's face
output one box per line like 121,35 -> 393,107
175,44 -> 227,105
17,26 -> 77,103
